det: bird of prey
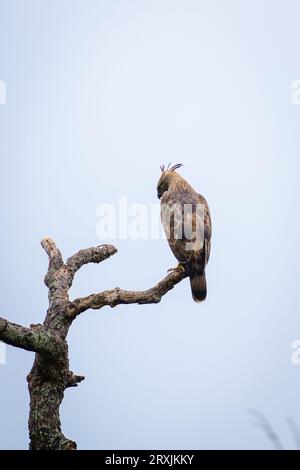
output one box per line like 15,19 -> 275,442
157,163 -> 211,302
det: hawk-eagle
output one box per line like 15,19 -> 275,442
157,163 -> 211,302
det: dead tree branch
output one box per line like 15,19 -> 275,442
1,237 -> 187,449
250,409 -> 285,450
68,268 -> 186,317
0,318 -> 60,355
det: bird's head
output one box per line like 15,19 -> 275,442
157,163 -> 183,199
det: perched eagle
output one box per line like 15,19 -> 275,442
157,163 -> 211,302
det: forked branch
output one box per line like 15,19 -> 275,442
1,236 -> 186,449
0,317 -> 61,355
68,268 -> 187,317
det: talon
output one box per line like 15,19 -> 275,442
167,263 -> 186,273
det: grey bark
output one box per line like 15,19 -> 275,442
0,237 -> 186,450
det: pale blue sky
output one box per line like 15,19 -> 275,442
0,0 -> 300,449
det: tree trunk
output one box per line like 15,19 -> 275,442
0,237 -> 186,449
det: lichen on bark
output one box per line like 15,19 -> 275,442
0,237 -> 186,449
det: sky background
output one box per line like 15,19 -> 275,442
1,0 -> 300,450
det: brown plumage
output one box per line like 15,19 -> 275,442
157,163 -> 211,302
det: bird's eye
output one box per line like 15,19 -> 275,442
157,183 -> 167,199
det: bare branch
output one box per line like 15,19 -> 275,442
0,317 -> 60,355
67,268 -> 188,317
250,409 -> 285,450
66,372 -> 85,388
3,235 -> 189,449
66,244 -> 117,281
287,416 -> 300,449
41,237 -> 64,286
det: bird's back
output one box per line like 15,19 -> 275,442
160,174 -> 212,302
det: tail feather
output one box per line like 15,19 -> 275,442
189,271 -> 207,302
186,250 -> 207,302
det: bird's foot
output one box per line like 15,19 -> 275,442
167,263 -> 186,274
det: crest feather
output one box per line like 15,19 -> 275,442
160,162 -> 183,173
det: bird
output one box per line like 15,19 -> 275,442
157,163 -> 211,302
